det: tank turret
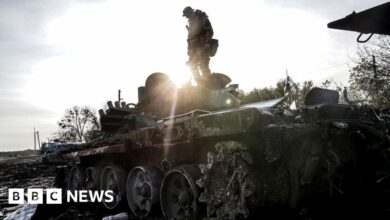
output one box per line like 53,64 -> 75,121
137,72 -> 240,118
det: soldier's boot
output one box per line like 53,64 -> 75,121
199,51 -> 211,79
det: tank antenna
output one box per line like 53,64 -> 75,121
118,89 -> 123,103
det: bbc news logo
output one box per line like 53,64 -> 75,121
8,188 -> 114,204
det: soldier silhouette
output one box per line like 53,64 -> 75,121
183,6 -> 217,84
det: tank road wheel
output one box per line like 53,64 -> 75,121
100,166 -> 126,209
160,165 -> 201,220
199,141 -> 257,220
67,166 -> 85,191
126,166 -> 163,218
85,166 -> 102,191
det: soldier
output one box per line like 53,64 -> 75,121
183,6 -> 215,83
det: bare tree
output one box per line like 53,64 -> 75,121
57,106 -> 99,142
53,129 -> 78,143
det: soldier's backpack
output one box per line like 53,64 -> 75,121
210,39 -> 219,57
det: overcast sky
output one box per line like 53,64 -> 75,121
0,0 -> 388,151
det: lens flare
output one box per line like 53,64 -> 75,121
163,88 -> 178,159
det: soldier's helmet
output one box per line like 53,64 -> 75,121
183,6 -> 193,17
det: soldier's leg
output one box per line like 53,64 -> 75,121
199,50 -> 211,77
190,64 -> 201,82
187,51 -> 201,82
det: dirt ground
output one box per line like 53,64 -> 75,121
0,155 -> 56,219
0,155 -> 130,220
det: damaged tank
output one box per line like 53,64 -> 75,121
55,4 -> 390,220
58,76 -> 390,219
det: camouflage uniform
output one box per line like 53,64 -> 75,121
183,7 -> 214,82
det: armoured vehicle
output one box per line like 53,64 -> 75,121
41,142 -> 82,163
54,3 -> 390,220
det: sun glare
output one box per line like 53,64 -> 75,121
167,66 -> 193,88
23,1 -> 190,112
22,0 -> 337,114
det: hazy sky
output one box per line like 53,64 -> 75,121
0,0 -> 388,150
